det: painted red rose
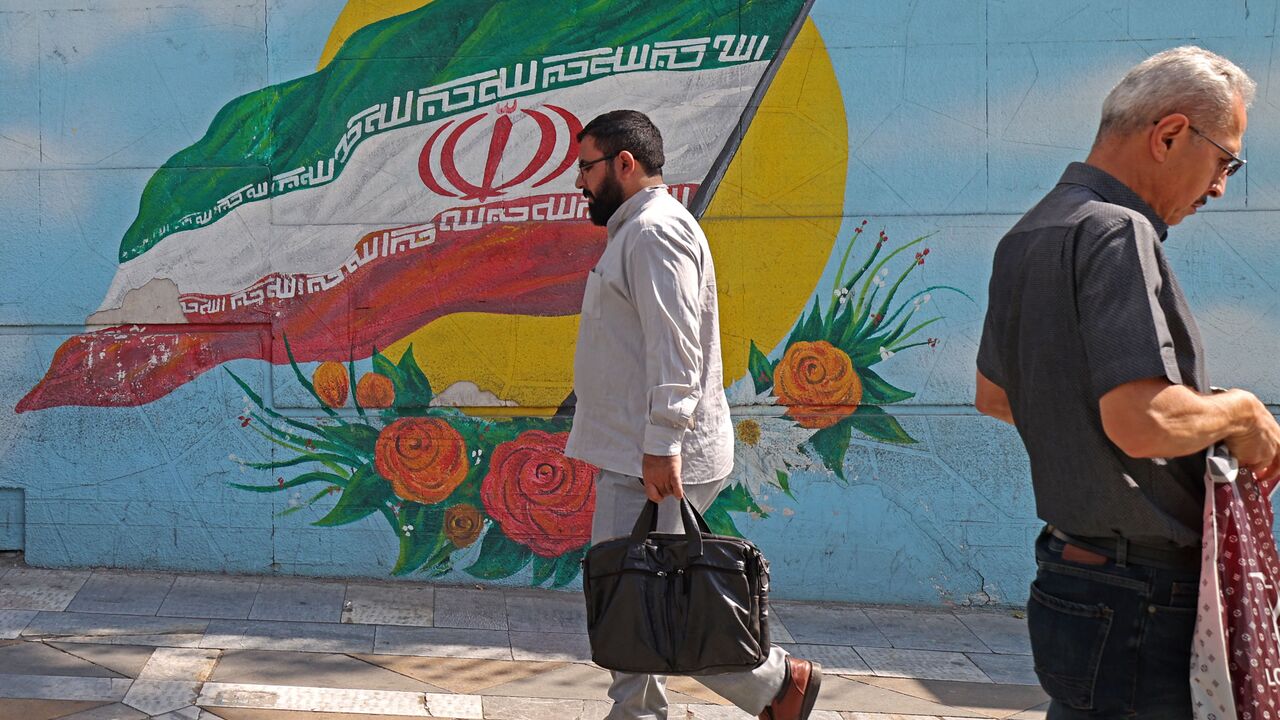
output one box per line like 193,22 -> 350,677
375,417 -> 467,505
480,430 -> 597,558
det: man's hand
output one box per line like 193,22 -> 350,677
1222,390 -> 1280,480
642,453 -> 684,502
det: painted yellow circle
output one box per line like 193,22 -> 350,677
322,4 -> 847,413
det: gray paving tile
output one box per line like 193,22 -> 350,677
0,673 -> 132,701
506,591 -> 586,634
809,675 -> 961,715
0,641 -> 126,677
202,619 -> 374,654
677,706 -> 759,719
955,611 -> 1032,655
777,643 -> 872,675
49,643 -> 157,678
66,572 -> 175,616
768,609 -> 795,644
858,676 -> 1048,717
483,696 -> 605,720
374,625 -> 512,660
158,576 -> 260,620
771,602 -> 889,647
510,630 -> 592,662
434,587 -> 508,630
479,662 -> 612,699
855,647 -> 991,683
0,609 -> 37,639
966,651 -> 1038,685
57,703 -> 149,719
0,568 -> 91,611
248,578 -> 346,623
152,707 -> 206,720
23,612 -> 209,647
209,649 -> 442,693
123,679 -> 199,716
343,583 -> 433,627
1010,701 -> 1050,719
137,647 -> 220,681
199,682 -> 476,717
863,608 -> 987,653
425,692 -> 485,719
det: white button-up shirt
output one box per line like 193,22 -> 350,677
565,185 -> 733,485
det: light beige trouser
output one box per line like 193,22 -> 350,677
590,469 -> 788,720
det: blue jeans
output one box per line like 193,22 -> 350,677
1028,531 -> 1199,719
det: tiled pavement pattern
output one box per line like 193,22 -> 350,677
0,554 -> 1047,719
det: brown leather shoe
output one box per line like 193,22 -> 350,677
759,656 -> 823,720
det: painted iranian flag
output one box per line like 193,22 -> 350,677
18,0 -> 813,412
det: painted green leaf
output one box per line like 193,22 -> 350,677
807,416 -> 854,481
786,296 -> 824,347
325,423 -> 380,456
713,483 -> 765,516
703,503 -> 743,538
748,340 -> 774,394
848,404 -> 917,444
392,502 -> 447,575
397,345 -> 434,406
242,452 -> 357,471
371,348 -> 400,384
531,555 -> 556,587
858,367 -> 915,405
464,524 -> 534,580
552,546 -> 586,588
229,470 -> 347,493
313,465 -> 394,527
798,296 -> 825,343
776,470 -> 794,499
283,335 -> 341,419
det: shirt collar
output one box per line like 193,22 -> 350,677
1058,162 -> 1169,240
606,185 -> 668,237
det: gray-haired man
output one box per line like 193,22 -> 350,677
977,47 -> 1280,717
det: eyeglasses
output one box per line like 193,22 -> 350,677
577,153 -> 617,175
1189,125 -> 1246,177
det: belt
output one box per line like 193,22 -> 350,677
1046,526 -> 1200,570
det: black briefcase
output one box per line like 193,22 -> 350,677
581,497 -> 771,675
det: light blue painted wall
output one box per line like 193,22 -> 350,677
0,0 -> 1275,605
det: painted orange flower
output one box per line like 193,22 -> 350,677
480,430 -> 596,558
374,418 -> 467,504
313,361 -> 348,408
356,372 -> 395,408
773,340 -> 862,429
444,504 -> 483,548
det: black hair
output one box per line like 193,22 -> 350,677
577,109 -> 665,176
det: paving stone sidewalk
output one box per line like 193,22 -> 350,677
0,554 -> 1046,719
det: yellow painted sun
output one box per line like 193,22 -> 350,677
321,2 -> 847,413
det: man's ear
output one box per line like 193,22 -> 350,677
616,150 -> 637,176
1151,113 -> 1190,163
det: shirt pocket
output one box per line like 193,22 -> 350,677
581,268 -> 604,320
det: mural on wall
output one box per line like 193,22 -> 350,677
7,0 -> 964,587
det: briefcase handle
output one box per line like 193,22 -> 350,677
629,498 -> 714,559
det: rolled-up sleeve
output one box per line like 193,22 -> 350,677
626,227 -> 704,456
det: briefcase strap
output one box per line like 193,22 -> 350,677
629,498 -> 712,559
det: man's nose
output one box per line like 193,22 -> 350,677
1207,171 -> 1227,198
574,172 -> 585,190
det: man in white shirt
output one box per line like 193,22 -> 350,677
564,109 -> 822,720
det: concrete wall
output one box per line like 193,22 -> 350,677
1,0 -> 1276,605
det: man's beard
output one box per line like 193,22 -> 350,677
584,173 -> 625,226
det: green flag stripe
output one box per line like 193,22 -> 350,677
120,0 -> 806,262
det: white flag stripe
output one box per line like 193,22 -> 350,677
97,64 -> 764,313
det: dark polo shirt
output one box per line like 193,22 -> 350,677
978,162 -> 1207,549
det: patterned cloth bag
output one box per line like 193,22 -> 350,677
1192,445 -> 1280,719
